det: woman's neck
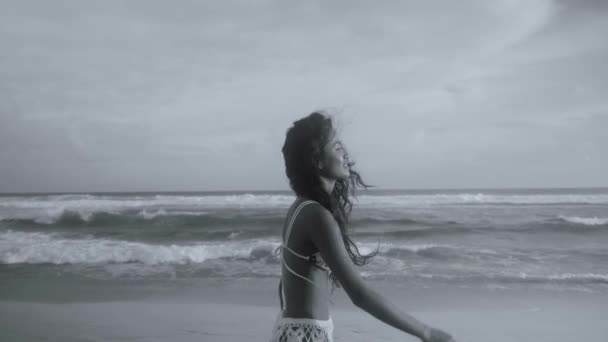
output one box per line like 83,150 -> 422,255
319,176 -> 335,195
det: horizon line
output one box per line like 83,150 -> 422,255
1,185 -> 608,196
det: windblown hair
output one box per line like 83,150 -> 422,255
277,111 -> 380,292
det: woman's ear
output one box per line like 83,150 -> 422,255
313,156 -> 324,171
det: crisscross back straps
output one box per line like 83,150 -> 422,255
279,199 -> 317,311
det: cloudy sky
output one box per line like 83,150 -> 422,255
1,0 -> 607,192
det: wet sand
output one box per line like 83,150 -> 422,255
1,277 -> 607,341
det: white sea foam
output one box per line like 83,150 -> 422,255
1,192 -> 607,221
358,241 -> 457,253
0,230 -> 277,265
558,215 -> 608,226
137,209 -> 209,219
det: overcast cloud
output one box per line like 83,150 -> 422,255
1,0 -> 607,192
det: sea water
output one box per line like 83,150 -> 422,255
1,188 -> 607,297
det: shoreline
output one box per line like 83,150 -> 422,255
2,278 -> 607,341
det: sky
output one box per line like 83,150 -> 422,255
1,0 -> 607,193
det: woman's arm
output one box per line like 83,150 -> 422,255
354,285 -> 429,339
306,203 -> 454,342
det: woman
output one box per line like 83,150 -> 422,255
269,111 -> 456,342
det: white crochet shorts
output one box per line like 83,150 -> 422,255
269,311 -> 334,342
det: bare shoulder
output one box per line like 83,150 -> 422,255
299,201 -> 332,224
297,201 -> 345,237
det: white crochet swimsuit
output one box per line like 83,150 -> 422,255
269,199 -> 334,342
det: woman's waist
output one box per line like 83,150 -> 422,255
280,309 -> 332,323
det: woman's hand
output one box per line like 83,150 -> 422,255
420,325 -> 456,342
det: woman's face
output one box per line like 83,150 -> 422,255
319,133 -> 350,180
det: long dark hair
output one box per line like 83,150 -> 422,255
277,110 -> 380,293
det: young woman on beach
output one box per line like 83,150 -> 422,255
269,111 -> 456,342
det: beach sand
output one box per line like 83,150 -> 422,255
1,277 -> 607,341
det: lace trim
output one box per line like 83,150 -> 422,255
270,319 -> 333,342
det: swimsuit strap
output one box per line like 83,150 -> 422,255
282,244 -> 330,272
279,199 -> 333,312
309,253 -> 331,272
282,243 -> 310,260
283,199 -> 330,271
284,200 -> 317,246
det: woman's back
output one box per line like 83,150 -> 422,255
279,197 -> 332,320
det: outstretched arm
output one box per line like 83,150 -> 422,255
307,203 -> 455,342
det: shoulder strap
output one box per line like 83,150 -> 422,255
279,199 -> 319,312
284,200 -> 317,246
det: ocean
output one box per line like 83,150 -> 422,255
1,188 -> 608,297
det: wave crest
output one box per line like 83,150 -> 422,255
557,215 -> 608,226
0,230 -> 278,265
